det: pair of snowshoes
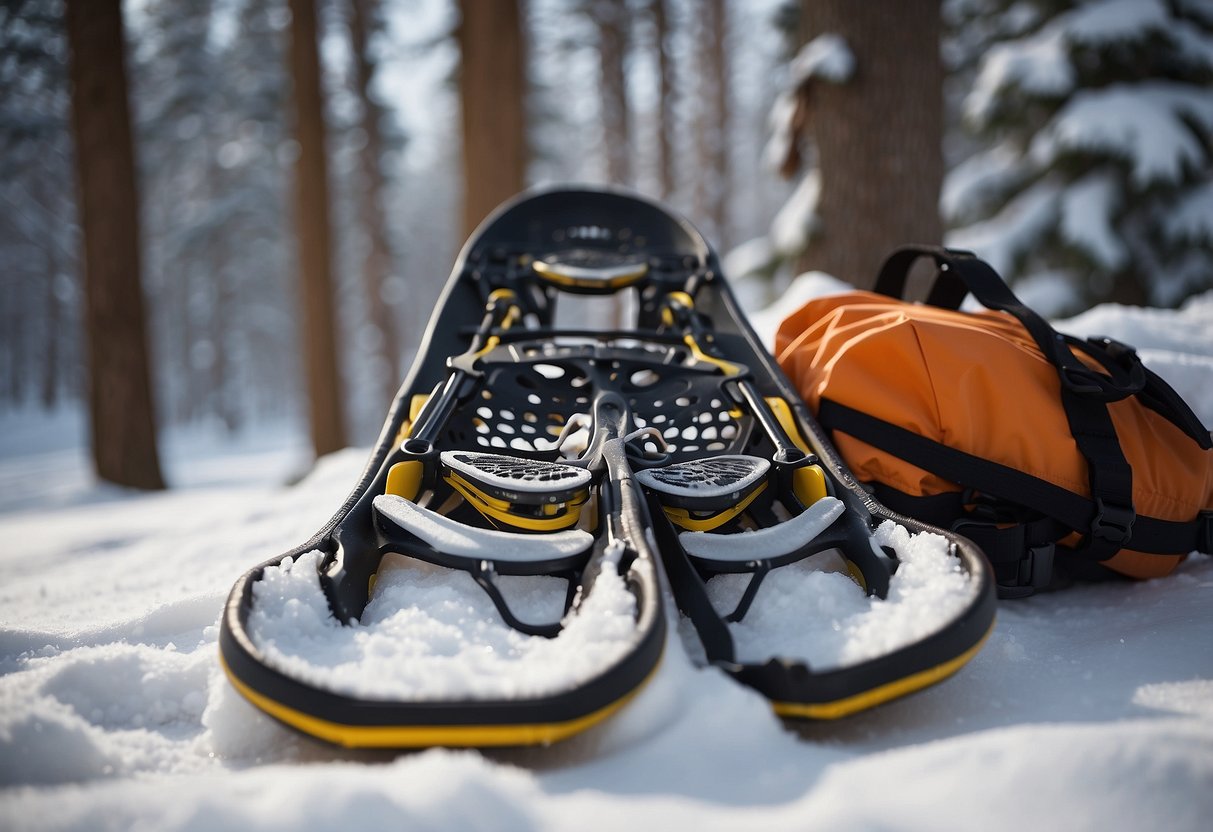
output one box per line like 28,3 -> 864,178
219,188 -> 997,748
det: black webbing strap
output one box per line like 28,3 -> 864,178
645,492 -> 735,664
870,245 -> 1213,560
875,246 -> 1211,447
817,398 -> 1213,559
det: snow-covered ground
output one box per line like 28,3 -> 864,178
2,288 -> 1212,831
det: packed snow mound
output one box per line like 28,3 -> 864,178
701,521 -> 977,670
247,550 -> 640,701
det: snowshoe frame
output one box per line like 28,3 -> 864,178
219,187 -> 997,747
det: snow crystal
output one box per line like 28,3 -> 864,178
245,550 -> 640,701
704,520 -> 976,671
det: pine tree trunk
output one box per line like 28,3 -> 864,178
349,0 -> 402,407
66,0 -> 165,490
288,0 -> 347,457
206,146 -> 238,433
457,0 -> 528,236
651,0 -> 674,199
796,0 -> 944,288
592,0 -> 631,186
40,224 -> 60,410
7,274 -> 26,404
694,0 -> 729,245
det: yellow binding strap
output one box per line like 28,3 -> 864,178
444,472 -> 588,531
662,482 -> 767,532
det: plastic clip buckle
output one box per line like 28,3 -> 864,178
1091,498 -> 1135,546
952,519 -> 1054,599
1198,510 -> 1213,555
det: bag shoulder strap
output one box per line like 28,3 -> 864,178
869,246 -> 1212,563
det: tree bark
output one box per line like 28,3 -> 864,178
592,0 -> 631,187
288,0 -> 347,457
457,0 -> 528,237
349,0 -> 402,406
40,215 -> 60,410
694,0 -> 729,246
796,0 -> 944,288
66,0 -> 165,489
651,0 -> 674,199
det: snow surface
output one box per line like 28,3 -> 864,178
2,292 -> 1213,830
247,551 -> 640,701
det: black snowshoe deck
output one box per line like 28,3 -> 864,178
219,187 -> 997,748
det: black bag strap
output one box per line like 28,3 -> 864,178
875,245 -> 1211,448
817,398 -> 1213,560
869,246 -> 1212,562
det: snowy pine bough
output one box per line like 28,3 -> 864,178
945,0 -> 1213,309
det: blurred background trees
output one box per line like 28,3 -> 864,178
1,0 -> 1210,484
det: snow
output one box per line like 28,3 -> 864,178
2,293 -> 1213,830
965,26 -> 1072,125
1031,83 -> 1213,188
788,34 -> 855,87
964,0 -> 1184,127
940,140 -> 1025,222
1059,171 -> 1126,270
247,551 -> 639,701
1164,179 -> 1213,245
946,176 -> 1060,275
701,520 -> 978,670
769,168 -> 821,256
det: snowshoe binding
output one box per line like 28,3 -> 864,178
219,187 -> 997,748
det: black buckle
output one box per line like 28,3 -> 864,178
952,519 -> 1055,599
1057,336 -> 1146,401
1091,498 -> 1135,546
982,542 -> 1057,600
1199,511 -> 1213,555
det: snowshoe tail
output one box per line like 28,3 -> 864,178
219,187 -> 997,748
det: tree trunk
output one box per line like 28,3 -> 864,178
592,0 -> 631,187
694,0 -> 729,246
41,219 -> 60,410
796,0 -> 944,288
651,0 -> 674,199
66,0 -> 165,490
349,0 -> 402,407
457,0 -> 528,237
288,0 -> 347,457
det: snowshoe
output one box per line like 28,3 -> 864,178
218,187 -> 997,748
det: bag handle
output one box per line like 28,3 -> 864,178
874,245 -> 1211,449
872,245 -> 1212,563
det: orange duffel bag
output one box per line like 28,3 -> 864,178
775,245 -> 1213,597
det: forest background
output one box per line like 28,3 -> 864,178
2,0 -> 1211,487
